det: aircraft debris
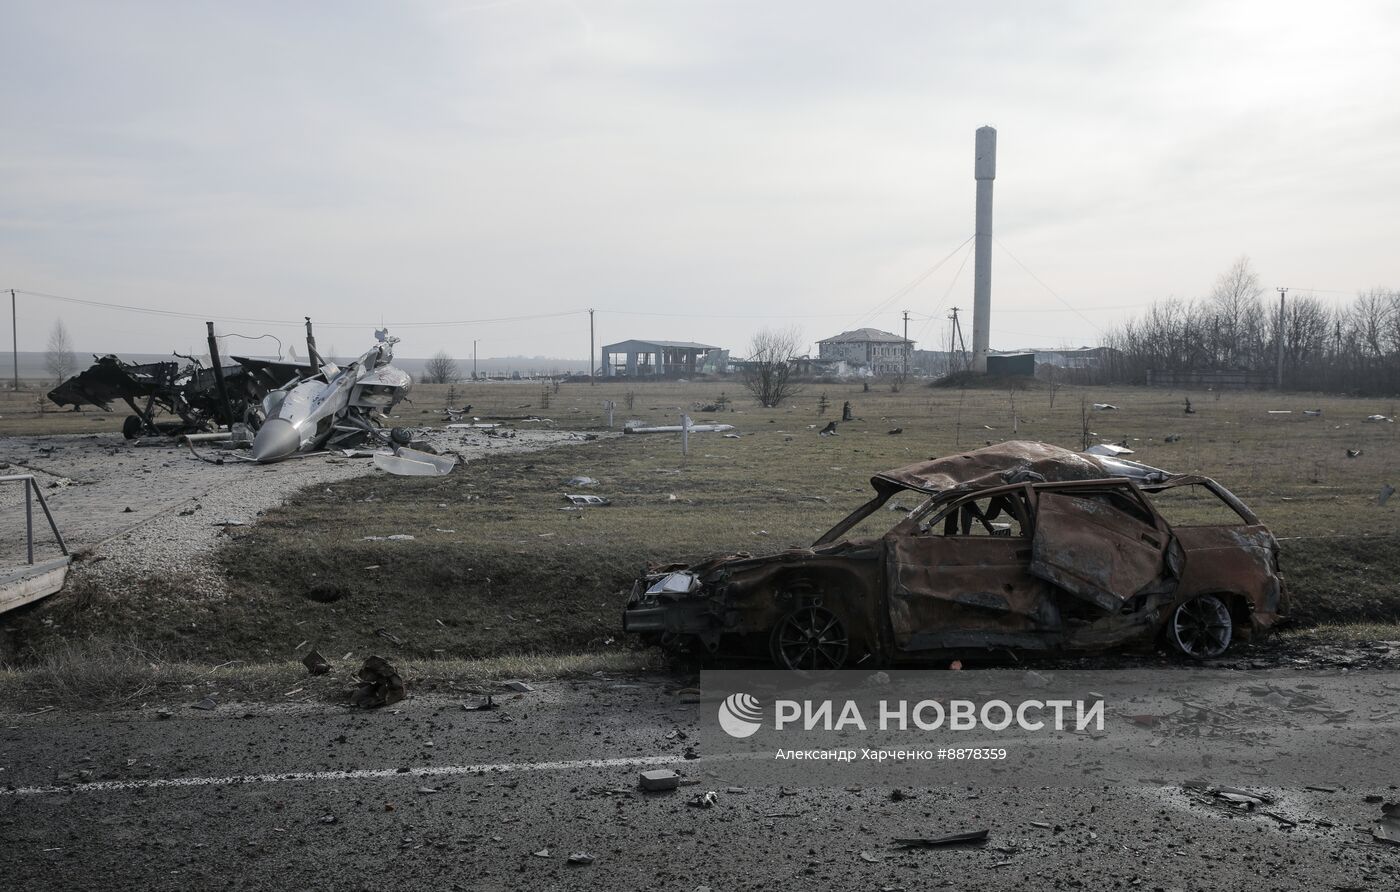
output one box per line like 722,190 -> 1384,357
564,494 -> 611,506
362,534 -> 415,541
373,447 -> 457,476
253,331 -> 412,462
687,791 -> 718,809
350,656 -> 406,708
48,353 -> 306,438
819,421 -> 838,436
567,852 -> 595,866
624,422 -> 735,434
1365,415 -> 1394,423
1092,403 -> 1118,411
887,427 -> 903,435
1303,409 -> 1323,416
1347,449 -> 1363,458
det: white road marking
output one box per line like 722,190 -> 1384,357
0,755 -> 685,797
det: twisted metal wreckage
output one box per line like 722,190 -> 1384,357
47,320 -> 453,475
625,441 -> 1287,668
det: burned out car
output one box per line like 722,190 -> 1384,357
624,441 -> 1286,668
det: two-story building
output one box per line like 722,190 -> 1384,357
817,328 -> 912,376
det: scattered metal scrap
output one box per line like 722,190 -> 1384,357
373,446 -> 457,477
893,829 -> 989,848
350,655 -> 406,708
564,494 -> 611,507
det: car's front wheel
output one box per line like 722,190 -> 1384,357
770,605 -> 850,670
1167,594 -> 1233,659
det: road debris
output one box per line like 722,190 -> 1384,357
191,698 -> 217,711
350,656 -> 406,708
893,829 -> 989,848
463,695 -> 497,711
639,769 -> 680,791
687,791 -> 718,809
301,649 -> 331,676
567,852 -> 595,866
504,680 -> 534,693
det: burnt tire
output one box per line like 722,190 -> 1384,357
121,415 -> 144,439
1168,594 -> 1233,659
770,605 -> 850,671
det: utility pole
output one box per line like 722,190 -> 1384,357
902,309 -> 910,378
588,308 -> 595,385
472,339 -> 478,381
1275,288 -> 1287,390
10,289 -> 17,392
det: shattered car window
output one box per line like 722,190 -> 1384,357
921,491 -> 1029,537
1059,486 -> 1157,528
1145,484 -> 1253,527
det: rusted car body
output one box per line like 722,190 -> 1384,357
623,441 -> 1286,668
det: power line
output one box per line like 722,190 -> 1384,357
854,235 -> 976,327
7,289 -> 586,329
991,238 -> 1104,335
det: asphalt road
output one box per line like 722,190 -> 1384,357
3,672 -> 1397,891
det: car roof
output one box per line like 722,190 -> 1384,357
872,440 -> 1176,496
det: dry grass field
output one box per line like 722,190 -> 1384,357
5,375 -> 1398,676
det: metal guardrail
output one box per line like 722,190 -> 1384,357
1,474 -> 69,564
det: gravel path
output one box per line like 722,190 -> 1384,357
1,428 -> 611,599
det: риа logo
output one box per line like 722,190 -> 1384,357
717,693 -> 764,738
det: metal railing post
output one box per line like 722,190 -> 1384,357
25,478 -> 34,564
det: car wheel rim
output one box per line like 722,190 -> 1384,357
1171,595 -> 1232,658
772,606 -> 849,670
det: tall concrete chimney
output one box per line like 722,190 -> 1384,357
971,125 -> 996,373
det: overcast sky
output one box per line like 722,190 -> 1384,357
3,1 -> 1397,361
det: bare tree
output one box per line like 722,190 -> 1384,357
1209,256 -> 1265,367
46,320 -> 77,383
741,327 -> 803,408
423,350 -> 461,384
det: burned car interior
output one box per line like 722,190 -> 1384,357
625,441 -> 1286,670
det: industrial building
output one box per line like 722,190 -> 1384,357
599,339 -> 725,377
817,328 -> 912,376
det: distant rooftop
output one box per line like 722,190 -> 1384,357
819,328 -> 910,344
601,339 -> 720,351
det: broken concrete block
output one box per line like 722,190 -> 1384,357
639,769 -> 680,791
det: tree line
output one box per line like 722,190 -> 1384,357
1102,257 -> 1400,394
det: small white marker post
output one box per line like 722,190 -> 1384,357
681,413 -> 691,457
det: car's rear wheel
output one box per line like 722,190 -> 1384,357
1168,595 -> 1233,659
770,605 -> 850,670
